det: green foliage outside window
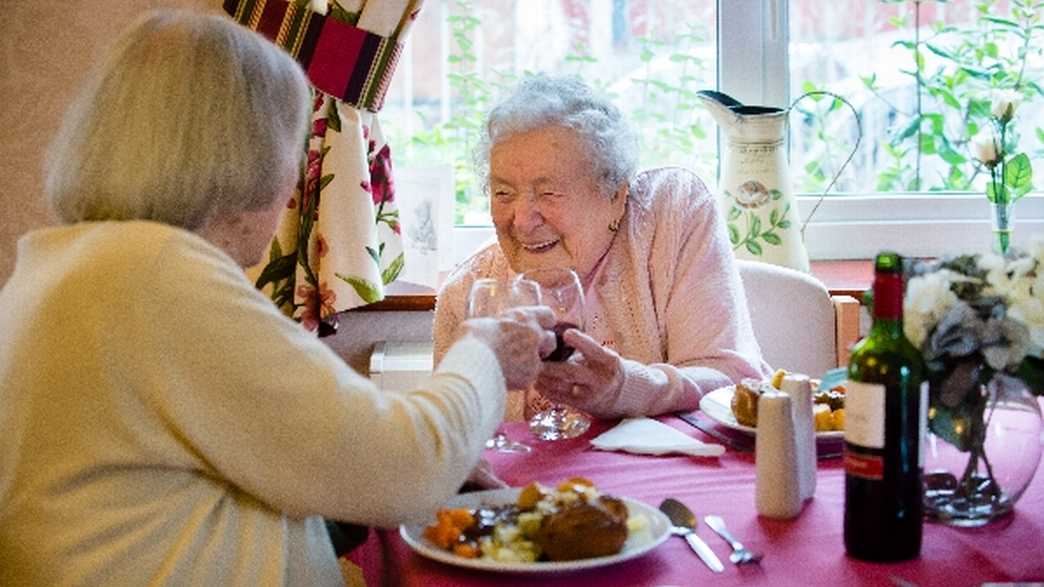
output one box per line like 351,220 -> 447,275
798,0 -> 1044,194
395,0 -> 716,224
393,0 -> 1043,225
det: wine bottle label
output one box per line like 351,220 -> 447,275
843,449 -> 884,480
843,380 -> 886,449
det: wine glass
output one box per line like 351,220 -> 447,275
467,278 -> 539,453
519,268 -> 592,441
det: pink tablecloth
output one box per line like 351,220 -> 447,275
367,417 -> 1044,587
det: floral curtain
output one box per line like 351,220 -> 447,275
226,0 -> 423,334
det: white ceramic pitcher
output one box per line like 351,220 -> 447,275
697,90 -> 810,273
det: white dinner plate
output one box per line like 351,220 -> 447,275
699,385 -> 845,440
399,487 -> 671,573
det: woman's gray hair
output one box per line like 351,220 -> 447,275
476,74 -> 639,199
44,10 -> 311,229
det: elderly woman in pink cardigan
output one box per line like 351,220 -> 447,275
433,74 -> 772,424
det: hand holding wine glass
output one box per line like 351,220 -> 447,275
519,268 -> 592,441
465,277 -> 551,452
532,328 -> 626,413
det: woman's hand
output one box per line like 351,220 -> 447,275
461,306 -> 557,390
533,329 -> 624,411
460,458 -> 509,492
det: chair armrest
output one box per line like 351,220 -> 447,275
831,295 -> 862,368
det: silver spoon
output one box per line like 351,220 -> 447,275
704,515 -> 763,564
658,498 -> 724,573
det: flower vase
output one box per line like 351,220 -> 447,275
990,201 -> 1015,255
923,373 -> 1042,527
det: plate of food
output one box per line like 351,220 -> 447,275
699,369 -> 847,440
400,478 -> 671,573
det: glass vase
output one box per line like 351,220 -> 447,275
990,201 -> 1015,256
923,373 -> 1042,527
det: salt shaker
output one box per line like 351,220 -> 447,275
755,389 -> 804,519
780,373 -> 817,501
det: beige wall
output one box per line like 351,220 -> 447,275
0,1 -> 436,374
0,0 -> 218,285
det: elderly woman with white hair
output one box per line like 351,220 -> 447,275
434,74 -> 771,425
0,10 -> 554,585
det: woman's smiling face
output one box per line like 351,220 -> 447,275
489,125 -> 625,279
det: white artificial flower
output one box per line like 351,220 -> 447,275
981,252 -> 1031,297
990,89 -> 1022,122
1027,235 -> 1044,266
971,126 -> 1000,166
904,270 -> 960,347
980,252 -> 1006,288
984,245 -> 1044,358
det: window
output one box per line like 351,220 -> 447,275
786,0 -> 1044,258
382,0 -> 1043,271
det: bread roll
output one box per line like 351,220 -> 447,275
732,378 -> 766,427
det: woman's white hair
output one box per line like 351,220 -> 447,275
476,74 -> 639,199
44,10 -> 311,229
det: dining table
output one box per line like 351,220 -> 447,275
347,415 -> 1044,587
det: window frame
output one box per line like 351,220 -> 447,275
428,0 -> 1043,272
719,0 -> 1042,260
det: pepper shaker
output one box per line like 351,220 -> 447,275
780,373 -> 817,501
755,389 -> 804,518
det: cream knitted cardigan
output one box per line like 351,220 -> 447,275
433,167 -> 773,420
0,220 -> 506,586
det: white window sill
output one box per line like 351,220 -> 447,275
796,193 -> 1043,259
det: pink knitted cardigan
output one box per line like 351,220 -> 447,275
433,167 -> 773,420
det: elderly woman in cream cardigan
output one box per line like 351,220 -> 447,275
0,11 -> 556,585
434,74 -> 772,427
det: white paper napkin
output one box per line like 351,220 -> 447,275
590,417 -> 725,457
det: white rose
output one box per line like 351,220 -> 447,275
990,89 -> 1022,122
979,252 -> 1006,279
903,271 -> 959,347
972,126 -> 1000,166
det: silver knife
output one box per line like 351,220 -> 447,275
683,532 -> 725,573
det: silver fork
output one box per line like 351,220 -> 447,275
703,515 -> 764,565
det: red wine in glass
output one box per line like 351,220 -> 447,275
545,321 -> 579,362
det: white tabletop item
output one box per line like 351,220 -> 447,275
780,374 -> 817,501
754,376 -> 817,519
591,418 -> 725,457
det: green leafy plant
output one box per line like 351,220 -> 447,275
792,83 -> 857,193
971,91 -> 1034,202
861,0 -> 1044,192
397,3 -> 715,223
405,0 -> 497,224
628,23 -> 714,171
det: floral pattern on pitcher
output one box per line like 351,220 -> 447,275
724,185 -> 793,258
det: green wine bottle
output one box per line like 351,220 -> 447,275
843,251 -> 926,562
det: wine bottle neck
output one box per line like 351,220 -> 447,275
870,317 -> 905,339
872,272 -> 903,321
